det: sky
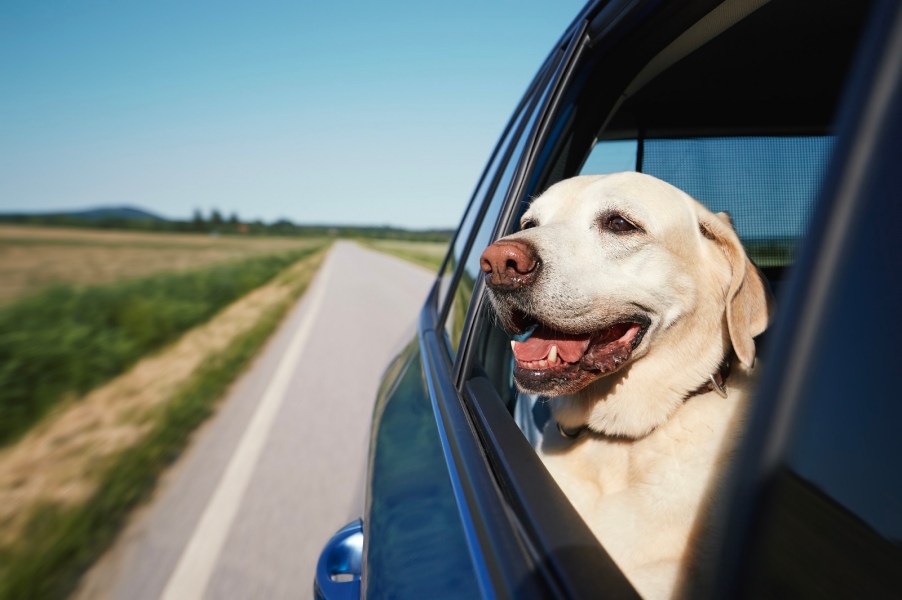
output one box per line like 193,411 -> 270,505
0,0 -> 587,229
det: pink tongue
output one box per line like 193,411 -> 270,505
513,329 -> 592,362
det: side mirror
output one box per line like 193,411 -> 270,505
313,519 -> 363,600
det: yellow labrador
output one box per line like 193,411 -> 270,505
480,172 -> 772,599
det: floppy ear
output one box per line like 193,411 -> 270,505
700,211 -> 773,368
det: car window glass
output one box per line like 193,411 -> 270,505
579,139 -> 638,174
580,135 -> 835,267
442,63 -> 557,355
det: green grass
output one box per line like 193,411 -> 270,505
744,238 -> 798,267
0,246 -> 323,446
0,252 -> 324,600
357,239 -> 448,272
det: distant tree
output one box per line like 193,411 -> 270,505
192,208 -> 206,232
210,209 -> 224,228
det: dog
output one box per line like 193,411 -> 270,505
480,172 -> 772,599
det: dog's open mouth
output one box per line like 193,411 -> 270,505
508,311 -> 648,394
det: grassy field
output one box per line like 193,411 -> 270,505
0,246 -> 328,599
358,238 -> 448,272
0,224 -> 321,305
0,242 -> 325,446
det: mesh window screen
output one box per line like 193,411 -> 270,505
642,136 -> 835,266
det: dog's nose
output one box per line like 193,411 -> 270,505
480,239 -> 539,289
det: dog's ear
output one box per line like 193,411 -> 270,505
700,211 -> 773,368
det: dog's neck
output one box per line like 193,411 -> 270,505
555,357 -> 732,440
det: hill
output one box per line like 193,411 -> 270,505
62,206 -> 167,221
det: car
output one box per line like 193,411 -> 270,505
315,0 -> 902,597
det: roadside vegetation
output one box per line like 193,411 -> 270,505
0,222 -> 454,597
0,245 -> 323,445
358,238 -> 449,273
0,246 -> 328,599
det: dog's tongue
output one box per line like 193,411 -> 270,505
513,328 -> 592,362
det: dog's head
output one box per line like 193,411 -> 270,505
481,173 -> 772,435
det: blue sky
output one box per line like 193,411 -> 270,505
0,1 -> 587,229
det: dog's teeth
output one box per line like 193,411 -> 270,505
548,345 -> 558,363
511,340 -> 517,351
538,360 -> 548,368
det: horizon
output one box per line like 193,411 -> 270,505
0,203 -> 458,231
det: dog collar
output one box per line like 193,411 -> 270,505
554,357 -> 733,440
687,357 -> 732,399
557,422 -> 588,439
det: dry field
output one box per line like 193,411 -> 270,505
0,225 -> 324,305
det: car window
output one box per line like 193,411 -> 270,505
580,135 -> 836,267
442,58 -> 559,355
468,0 -> 873,407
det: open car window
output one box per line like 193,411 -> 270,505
582,135 -> 835,271
468,0 -> 873,424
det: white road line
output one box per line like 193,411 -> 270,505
160,256 -> 333,600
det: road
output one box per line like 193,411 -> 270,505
75,241 -> 437,599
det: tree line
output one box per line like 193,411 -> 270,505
0,208 -> 454,243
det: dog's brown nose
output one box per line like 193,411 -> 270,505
480,239 -> 539,289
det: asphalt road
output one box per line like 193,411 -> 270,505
75,241 -> 437,600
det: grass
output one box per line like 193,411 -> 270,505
0,246 -> 323,446
0,248 -> 326,600
358,239 -> 448,272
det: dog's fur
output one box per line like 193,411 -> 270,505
482,173 -> 772,599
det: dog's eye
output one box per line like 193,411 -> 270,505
521,219 -> 537,231
605,214 -> 638,233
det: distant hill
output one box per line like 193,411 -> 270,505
48,206 -> 167,221
0,205 -> 167,222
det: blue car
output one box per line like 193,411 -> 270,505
317,0 -> 902,597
